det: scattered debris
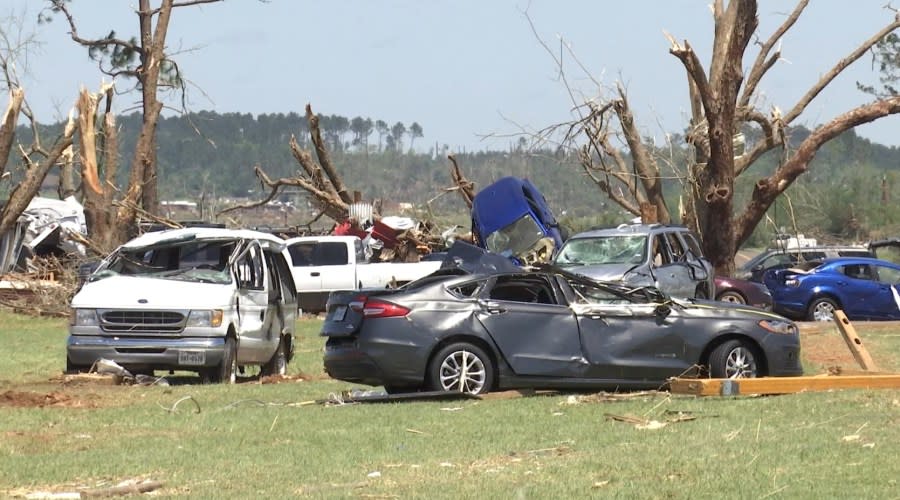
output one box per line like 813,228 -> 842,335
159,395 -> 201,414
559,391 -> 667,405
17,478 -> 163,499
604,412 -> 698,430
318,390 -> 481,405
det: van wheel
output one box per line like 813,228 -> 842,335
261,336 -> 288,377
66,357 -> 89,375
203,337 -> 237,384
695,286 -> 709,299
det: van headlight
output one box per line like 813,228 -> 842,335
187,309 -> 224,328
71,308 -> 99,326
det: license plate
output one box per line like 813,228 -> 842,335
332,305 -> 347,322
178,350 -> 206,366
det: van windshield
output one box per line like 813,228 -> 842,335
555,235 -> 647,266
484,214 -> 546,257
91,240 -> 235,284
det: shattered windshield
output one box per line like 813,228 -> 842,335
555,235 -> 647,266
91,240 -> 235,284
485,214 -> 545,257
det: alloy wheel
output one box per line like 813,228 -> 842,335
438,350 -> 486,393
724,346 -> 757,378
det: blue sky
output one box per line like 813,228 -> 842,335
5,1 -> 900,151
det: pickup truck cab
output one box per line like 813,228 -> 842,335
284,235 -> 441,312
67,228 -> 297,383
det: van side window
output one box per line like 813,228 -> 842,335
271,253 -> 297,303
236,245 -> 265,290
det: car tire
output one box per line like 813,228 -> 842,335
716,291 -> 746,305
260,336 -> 288,377
807,297 -> 838,322
708,339 -> 759,379
203,336 -> 237,384
427,342 -> 494,395
695,286 -> 709,299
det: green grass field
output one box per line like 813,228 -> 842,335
2,312 -> 900,498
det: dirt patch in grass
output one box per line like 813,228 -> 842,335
0,389 -> 101,408
799,320 -> 900,372
800,329 -> 856,368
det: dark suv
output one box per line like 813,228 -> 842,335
736,245 -> 873,283
552,224 -> 714,299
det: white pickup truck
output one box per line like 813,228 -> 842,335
283,235 -> 442,312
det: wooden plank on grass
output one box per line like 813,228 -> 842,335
669,374 -> 900,396
833,310 -> 879,371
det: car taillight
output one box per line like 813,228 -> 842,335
349,295 -> 367,313
361,298 -> 410,318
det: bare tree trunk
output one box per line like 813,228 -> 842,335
0,88 -> 24,176
0,115 -> 75,237
670,0 -> 757,275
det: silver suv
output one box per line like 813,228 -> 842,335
552,224 -> 714,299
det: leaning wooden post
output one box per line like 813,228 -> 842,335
833,310 -> 878,371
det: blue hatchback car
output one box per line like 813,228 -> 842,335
471,176 -> 564,265
764,257 -> 900,321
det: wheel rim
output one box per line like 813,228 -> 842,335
438,350 -> 486,393
813,301 -> 835,322
724,347 -> 757,378
719,292 -> 745,304
228,358 -> 237,383
275,346 -> 287,375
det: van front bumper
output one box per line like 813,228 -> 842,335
66,335 -> 227,371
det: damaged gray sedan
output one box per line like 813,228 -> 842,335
322,269 -> 802,395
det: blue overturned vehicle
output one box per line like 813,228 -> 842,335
470,176 -> 565,265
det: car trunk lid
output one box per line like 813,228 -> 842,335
320,288 -> 407,337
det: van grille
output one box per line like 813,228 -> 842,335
100,310 -> 186,333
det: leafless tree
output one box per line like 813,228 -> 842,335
0,15 -> 76,239
43,0 -> 224,238
542,0 -> 900,274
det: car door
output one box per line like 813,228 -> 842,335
560,278 -> 688,381
650,234 -> 693,298
231,240 -> 271,363
575,304 -> 689,381
836,263 -> 883,319
475,275 -> 587,377
312,240 -> 358,291
872,264 -> 900,319
286,240 -> 321,293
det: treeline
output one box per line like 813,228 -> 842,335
11,111 -> 900,247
